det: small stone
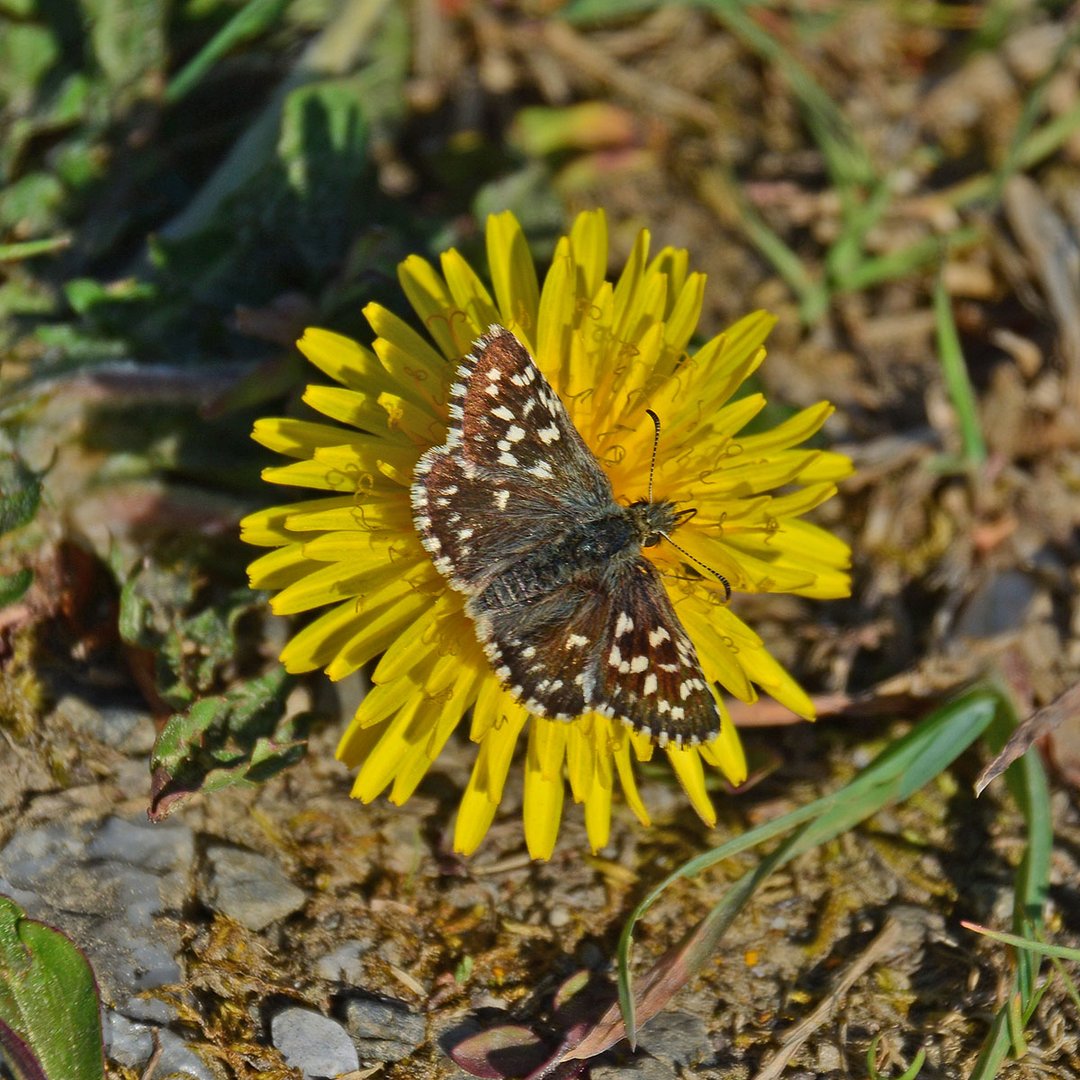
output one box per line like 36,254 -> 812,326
548,905 -> 571,928
104,1012 -> 154,1069
53,695 -> 156,753
103,1014 -> 217,1079
591,1054 -> 678,1078
204,845 -> 306,931
271,1007 -> 359,1079
816,1042 -> 843,1072
0,817 -> 190,1009
380,818 -> 425,876
153,1030 -> 218,1080
635,1011 -> 712,1067
90,816 -> 194,874
955,570 -> 1037,639
344,994 -> 426,1062
315,940 -> 372,984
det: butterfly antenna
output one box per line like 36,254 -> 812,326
643,408 -> 732,602
658,532 -> 733,603
645,409 -> 661,504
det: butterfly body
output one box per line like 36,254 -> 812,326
471,501 -> 673,613
411,325 -> 722,746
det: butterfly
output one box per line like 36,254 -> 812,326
411,325 -> 725,746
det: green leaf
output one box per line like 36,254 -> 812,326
148,666 -> 305,819
64,277 -> 156,316
934,270 -> 988,468
0,454 -> 41,537
81,0 -> 167,95
0,237 -> 71,264
0,569 -> 33,608
0,896 -> 105,1080
119,556 -> 264,709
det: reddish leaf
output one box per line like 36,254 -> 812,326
449,1024 -> 548,1079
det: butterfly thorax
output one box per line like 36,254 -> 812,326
473,499 -> 679,615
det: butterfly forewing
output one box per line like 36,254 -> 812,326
413,326 -> 613,595
453,328 -> 613,509
414,449 -> 591,594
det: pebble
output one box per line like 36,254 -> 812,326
343,994 -> 427,1062
104,1012 -> 218,1080
635,1010 -> 713,1067
270,1007 -> 360,1078
51,694 -> 157,754
592,1054 -> 679,1078
0,815 -> 192,1011
955,569 -> 1037,639
316,939 -> 373,983
203,843 -> 307,930
548,904 -> 571,928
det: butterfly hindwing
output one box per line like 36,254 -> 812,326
467,578 -> 611,719
588,558 -> 721,745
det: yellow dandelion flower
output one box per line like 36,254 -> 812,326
241,209 -> 853,860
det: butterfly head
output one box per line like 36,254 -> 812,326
626,498 -> 683,548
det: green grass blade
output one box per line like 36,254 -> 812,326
986,19 -> 1080,207
0,236 -> 70,262
933,270 -> 988,467
698,169 -> 826,322
164,0 -> 291,105
839,227 -> 980,292
867,1033 -> 927,1080
825,176 -> 895,288
967,699 -> 1052,1078
963,925 -> 1080,964
947,96 -> 1080,210
616,689 -> 999,1041
702,0 -> 875,190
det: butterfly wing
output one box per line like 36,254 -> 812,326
467,579 -> 609,719
451,326 -> 613,502
413,325 -> 614,595
470,556 -> 721,746
586,557 -> 721,746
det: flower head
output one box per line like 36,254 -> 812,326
241,210 -> 852,859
